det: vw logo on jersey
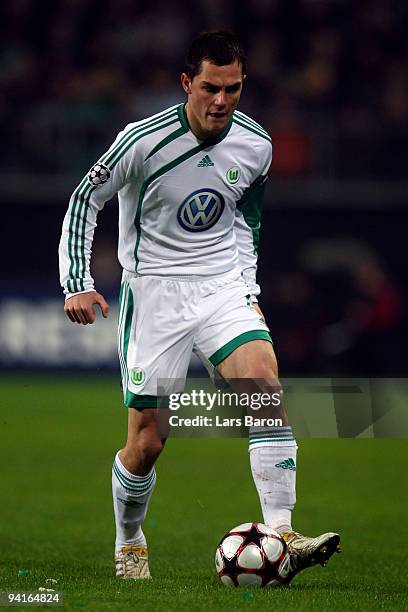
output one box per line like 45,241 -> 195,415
177,189 -> 225,232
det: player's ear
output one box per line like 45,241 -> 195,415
181,72 -> 192,94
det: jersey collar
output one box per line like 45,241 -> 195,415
178,103 -> 232,145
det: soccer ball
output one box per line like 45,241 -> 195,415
215,522 -> 290,587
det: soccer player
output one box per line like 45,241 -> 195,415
59,31 -> 340,583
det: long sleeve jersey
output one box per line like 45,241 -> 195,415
59,103 -> 272,299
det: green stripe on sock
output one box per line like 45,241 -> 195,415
113,463 -> 156,493
249,437 -> 295,444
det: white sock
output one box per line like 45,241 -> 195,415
249,426 -> 297,532
112,452 -> 156,551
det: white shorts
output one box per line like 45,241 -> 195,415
118,268 -> 272,408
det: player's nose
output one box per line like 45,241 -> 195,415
214,91 -> 226,107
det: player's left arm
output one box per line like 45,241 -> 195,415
234,139 -> 272,306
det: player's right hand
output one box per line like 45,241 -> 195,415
64,290 -> 110,325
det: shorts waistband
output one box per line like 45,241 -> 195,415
122,267 -> 242,283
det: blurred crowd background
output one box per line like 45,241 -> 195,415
1,0 -> 406,376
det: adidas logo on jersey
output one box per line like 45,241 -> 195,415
197,155 -> 214,167
275,458 -> 296,471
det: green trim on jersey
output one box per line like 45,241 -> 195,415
233,111 -> 271,136
134,142 -> 204,269
106,107 -> 179,165
133,105 -> 235,270
180,103 -> 233,145
67,182 -> 97,292
145,124 -> 189,161
107,116 -> 179,168
234,111 -> 270,138
67,179 -> 88,291
209,330 -> 272,366
66,109 -> 181,292
178,103 -> 190,132
232,117 -> 272,143
237,175 -> 267,255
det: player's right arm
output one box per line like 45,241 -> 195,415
59,126 -> 136,324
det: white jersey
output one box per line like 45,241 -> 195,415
59,103 -> 272,299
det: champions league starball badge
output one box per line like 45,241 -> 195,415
88,163 -> 111,186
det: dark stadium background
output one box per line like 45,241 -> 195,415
1,4 -> 408,610
1,0 -> 407,376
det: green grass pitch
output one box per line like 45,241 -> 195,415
0,375 -> 407,611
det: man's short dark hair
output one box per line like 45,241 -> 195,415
184,31 -> 247,80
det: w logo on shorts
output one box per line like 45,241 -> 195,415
177,189 -> 225,232
130,368 -> 145,386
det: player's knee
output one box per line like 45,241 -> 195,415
144,436 -> 165,460
241,344 -> 279,380
122,431 -> 164,472
137,431 -> 164,464
246,374 -> 285,419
